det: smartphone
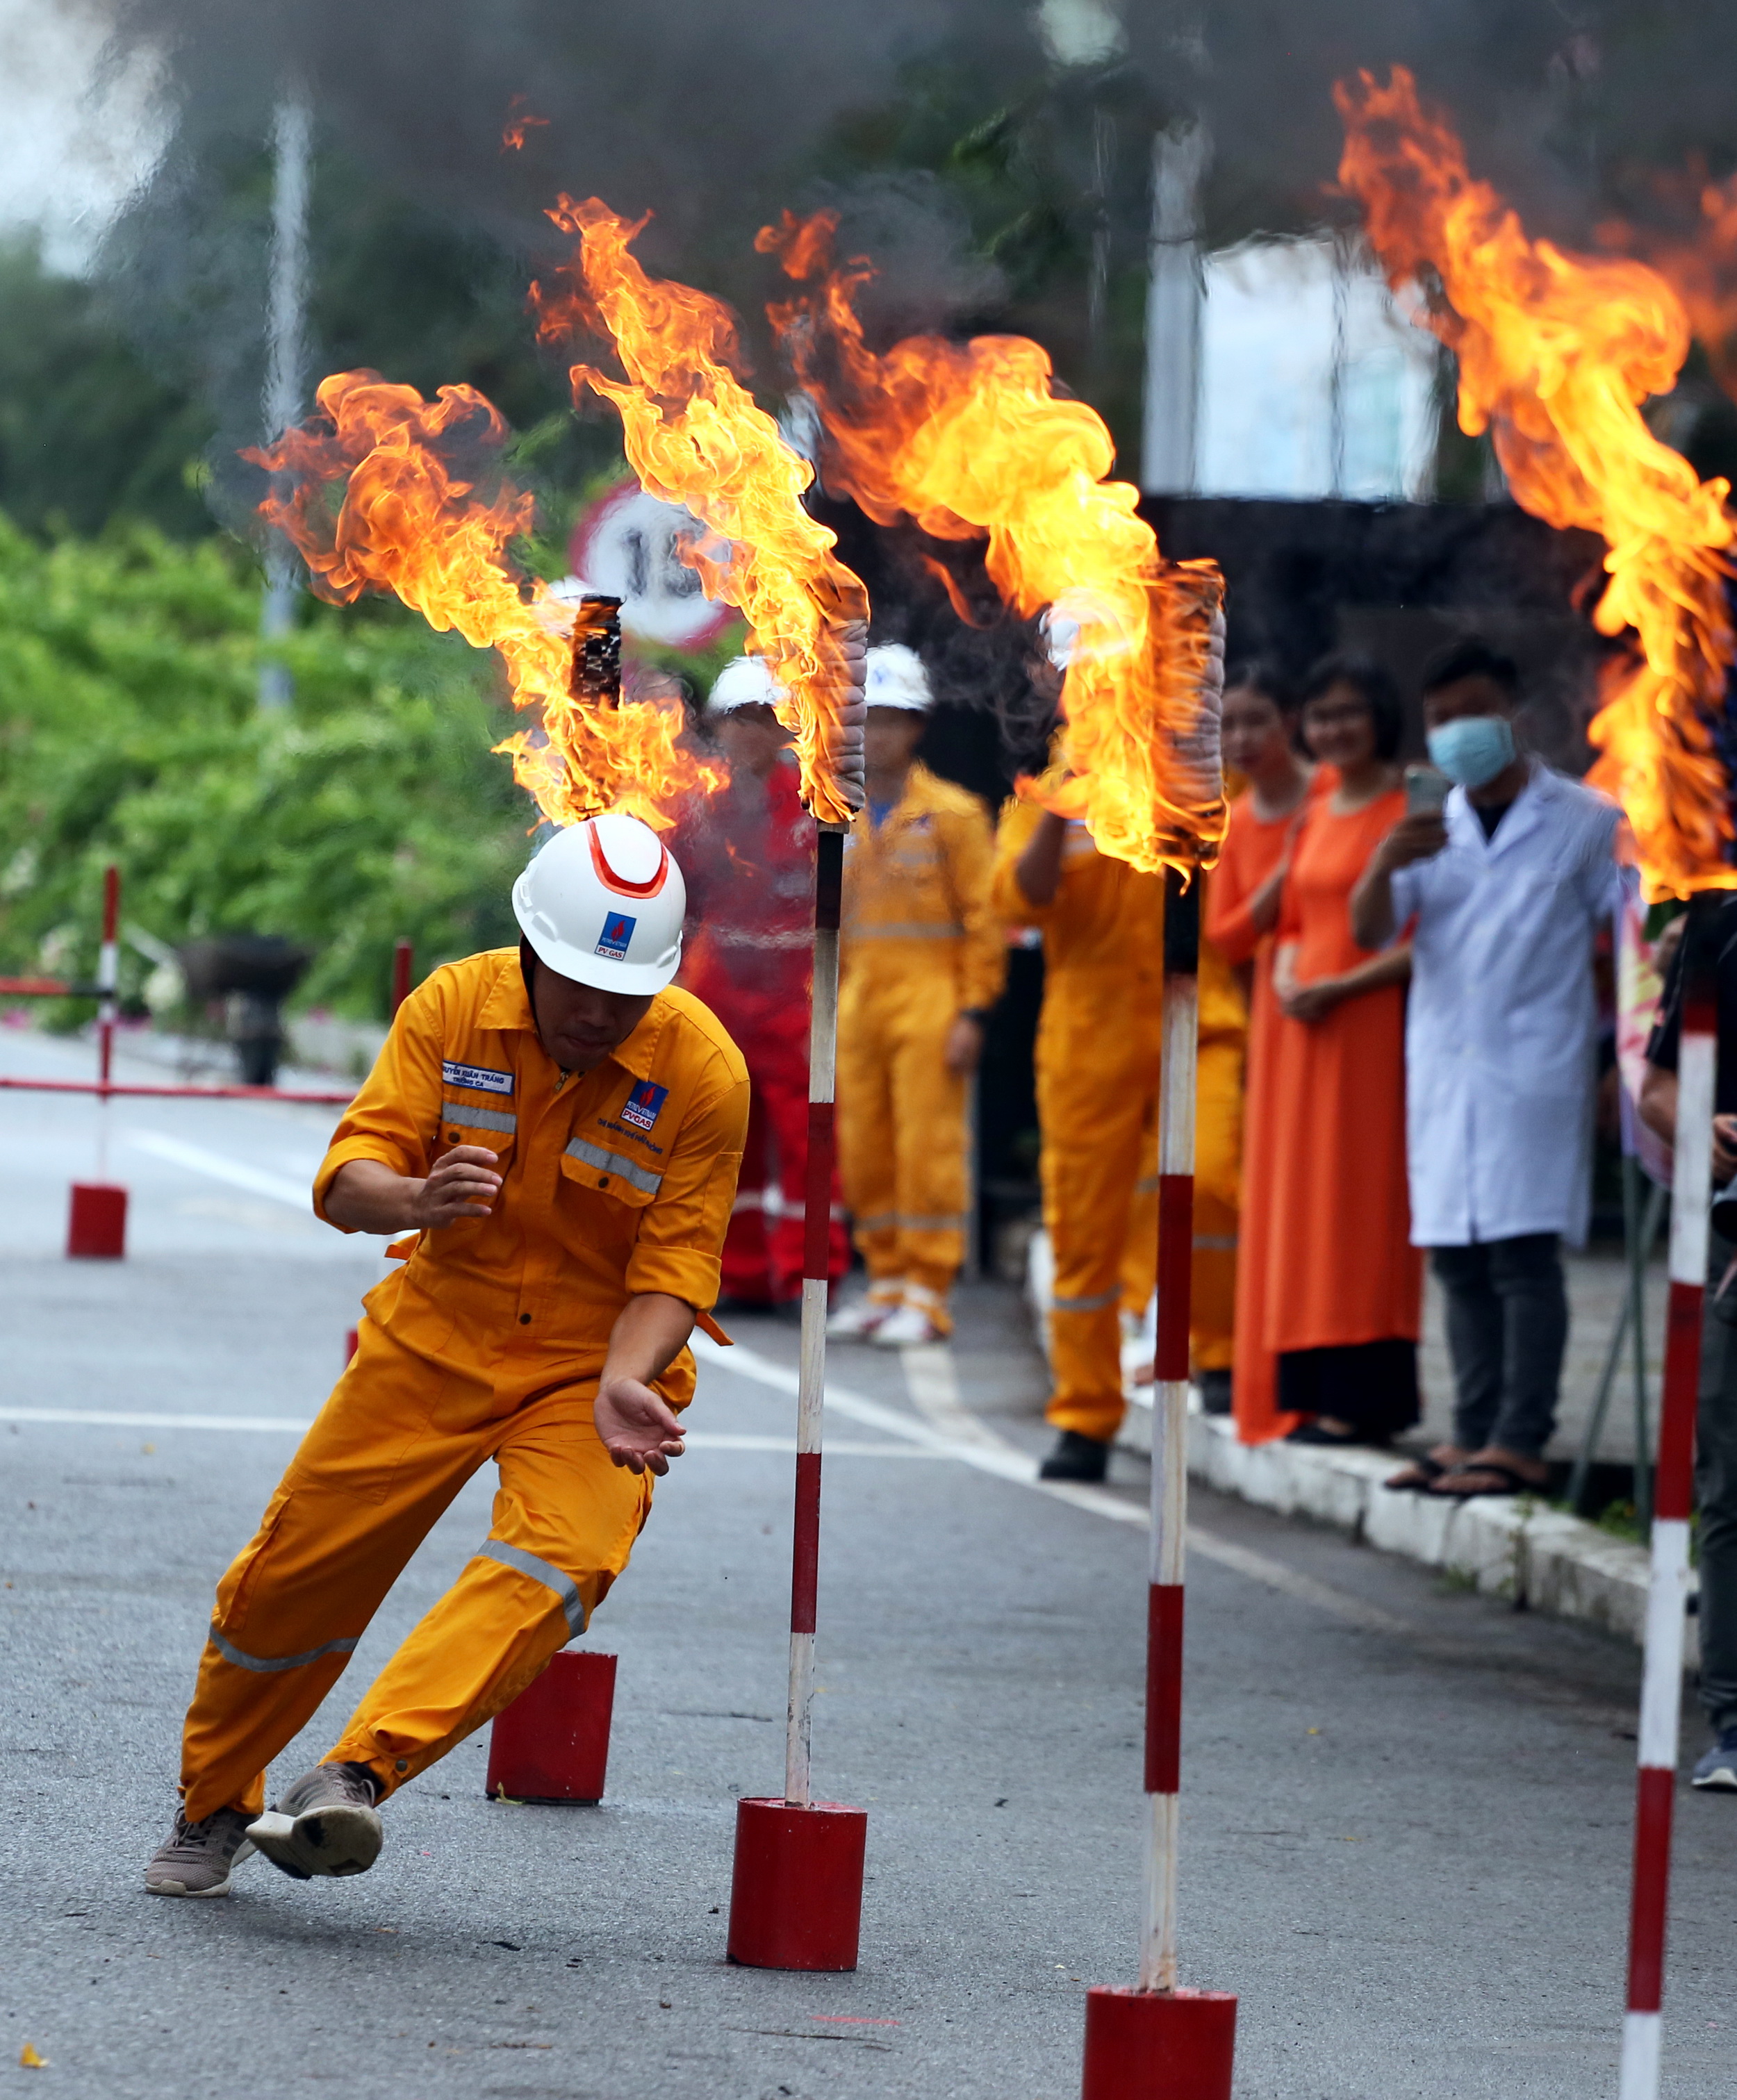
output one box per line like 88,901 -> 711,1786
1404,764 -> 1451,818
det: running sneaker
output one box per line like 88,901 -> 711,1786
144,1805 -> 256,1897
1692,1727 -> 1737,1791
247,1762 -> 384,1880
871,1303 -> 944,1348
825,1295 -> 898,1341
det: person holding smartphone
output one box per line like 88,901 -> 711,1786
1350,637 -> 1620,1498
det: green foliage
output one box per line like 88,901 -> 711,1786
0,517 -> 532,1018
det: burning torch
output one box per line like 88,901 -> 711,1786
727,618 -> 868,1971
1082,565 -> 1237,2100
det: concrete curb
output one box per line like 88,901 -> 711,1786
1116,1393 -> 1691,1661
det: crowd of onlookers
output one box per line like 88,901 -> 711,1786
674,630 -> 1737,1789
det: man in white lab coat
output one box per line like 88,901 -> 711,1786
1351,638 -> 1620,1499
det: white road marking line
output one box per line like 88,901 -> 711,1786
1,1405 -> 313,1432
0,1404 -> 939,1458
695,1333 -> 1411,1632
124,1130 -> 313,1209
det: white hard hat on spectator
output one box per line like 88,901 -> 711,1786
511,812 -> 686,994
708,656 -> 787,714
864,643 -> 933,713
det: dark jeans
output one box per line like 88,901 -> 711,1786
1429,1234 -> 1567,1461
1698,1230 -> 1737,1733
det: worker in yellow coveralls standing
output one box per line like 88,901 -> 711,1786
994,794 -> 1244,1480
144,812 -> 748,1897
828,645 -> 1005,1348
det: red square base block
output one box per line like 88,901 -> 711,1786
727,1797 -> 867,1971
485,1651 -> 616,1803
1082,1985 -> 1237,2100
67,1182 -> 128,1259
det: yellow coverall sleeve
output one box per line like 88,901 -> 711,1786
989,797 -> 1053,928
312,975 -> 449,1225
946,799 -> 1007,1011
622,1070 -> 750,1310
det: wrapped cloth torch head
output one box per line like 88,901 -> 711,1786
570,595 -> 624,707
815,616 -> 868,818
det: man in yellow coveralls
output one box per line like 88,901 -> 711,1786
994,800 -> 1244,1481
144,812 -> 748,1896
827,645 -> 1005,1348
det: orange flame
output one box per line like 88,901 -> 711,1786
1602,168 -> 1737,406
533,198 -> 868,824
247,367 -> 718,829
1337,67 -> 1737,898
502,97 -> 548,152
756,210 -> 1224,875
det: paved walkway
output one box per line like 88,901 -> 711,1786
3,1030 -> 1734,2097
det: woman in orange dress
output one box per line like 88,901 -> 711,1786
1262,655 -> 1422,1444
1205,661 -> 1319,1443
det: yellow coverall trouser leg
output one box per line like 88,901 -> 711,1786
179,1318 -> 652,1822
1119,1032 -> 1243,1372
1039,985 -> 1162,1444
836,957 -> 970,1329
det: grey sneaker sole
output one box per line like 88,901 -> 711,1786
144,1838 -> 256,1898
247,1804 -> 382,1880
1692,1760 -> 1737,1790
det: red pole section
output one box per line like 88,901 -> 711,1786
1620,902 -> 1715,2100
786,822 -> 843,1807
97,865 -> 120,1086
391,939 -> 413,1018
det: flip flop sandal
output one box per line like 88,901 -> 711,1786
1429,1461 -> 1544,1499
1383,1455 -> 1448,1492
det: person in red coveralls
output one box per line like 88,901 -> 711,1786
675,655 -> 849,1309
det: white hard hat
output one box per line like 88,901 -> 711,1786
511,812 -> 686,994
708,655 -> 787,714
864,643 -> 932,713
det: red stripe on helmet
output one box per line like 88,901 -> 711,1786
587,820 -> 670,899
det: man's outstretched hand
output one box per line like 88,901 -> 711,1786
595,1375 -> 687,1476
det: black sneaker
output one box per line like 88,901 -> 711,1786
247,1762 -> 384,1880
1039,1430 -> 1110,1483
1197,1369 -> 1233,1415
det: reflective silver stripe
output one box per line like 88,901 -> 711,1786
564,1137 -> 662,1196
843,922 -> 964,939
477,1539 -> 586,1637
1135,1175 -> 1160,1196
1052,1289 -> 1119,1315
855,1211 -> 897,1232
1194,1233 -> 1239,1250
709,925 -> 811,950
897,1212 -> 968,1232
441,1100 -> 517,1134
208,1624 -> 359,1673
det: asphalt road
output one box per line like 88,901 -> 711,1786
3,1027 -> 1736,2098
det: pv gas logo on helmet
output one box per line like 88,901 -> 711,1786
595,911 -> 636,961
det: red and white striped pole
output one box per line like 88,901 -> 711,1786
727,818 -> 866,1971
67,864 -> 129,1259
1082,864 -> 1235,2099
391,936 -> 414,1018
97,863 -> 120,1098
1620,900 -> 1715,2099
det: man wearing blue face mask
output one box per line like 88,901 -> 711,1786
1350,637 -> 1620,1500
